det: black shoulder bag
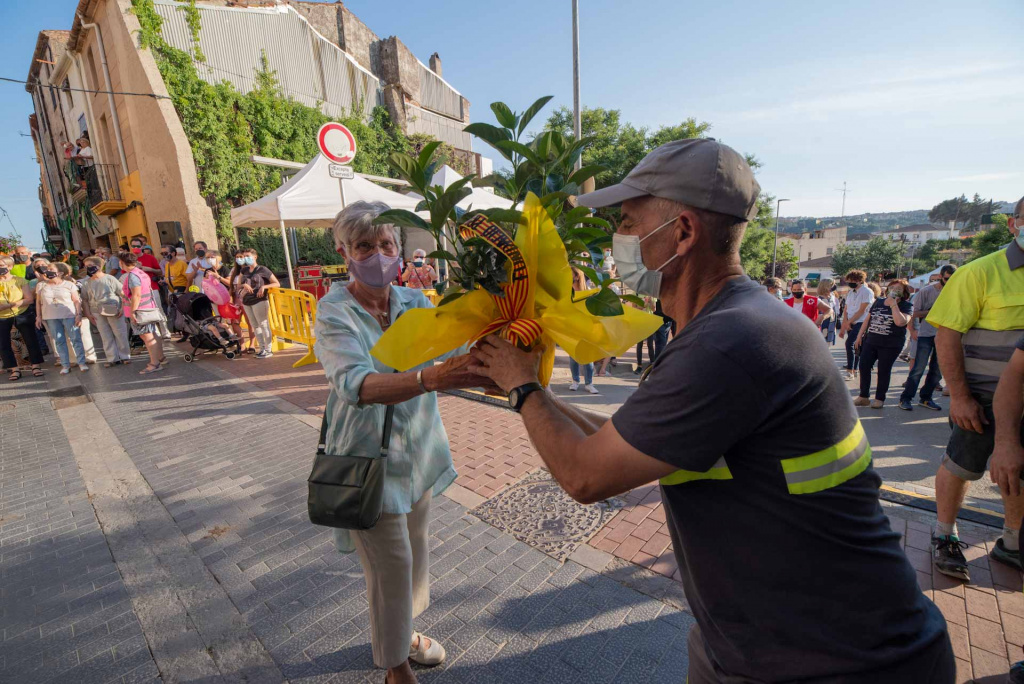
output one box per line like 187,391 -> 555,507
307,403 -> 394,530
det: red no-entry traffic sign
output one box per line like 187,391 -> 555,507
317,122 -> 357,165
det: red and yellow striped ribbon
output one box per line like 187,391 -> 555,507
459,215 -> 541,347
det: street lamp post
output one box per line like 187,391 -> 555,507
571,0 -> 582,173
770,198 -> 790,279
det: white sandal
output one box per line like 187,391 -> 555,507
409,632 -> 445,665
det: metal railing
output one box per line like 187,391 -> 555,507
83,163 -> 123,207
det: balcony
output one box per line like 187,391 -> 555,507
84,164 -> 128,215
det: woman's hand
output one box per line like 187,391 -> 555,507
423,354 -> 497,392
884,296 -> 897,307
854,336 -> 863,351
239,284 -> 254,296
74,315 -> 82,328
257,285 -> 267,298
35,318 -> 42,330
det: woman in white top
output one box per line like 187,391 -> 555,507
34,263 -> 89,374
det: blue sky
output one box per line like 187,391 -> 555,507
2,0 -> 1022,249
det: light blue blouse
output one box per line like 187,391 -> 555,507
313,282 -> 459,552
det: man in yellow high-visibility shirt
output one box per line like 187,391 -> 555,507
928,195 -> 1024,582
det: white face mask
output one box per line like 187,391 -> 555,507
612,217 -> 679,298
1014,220 -> 1024,250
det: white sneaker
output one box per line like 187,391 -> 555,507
79,365 -> 89,372
585,384 -> 599,394
569,382 -> 579,391
60,367 -> 70,375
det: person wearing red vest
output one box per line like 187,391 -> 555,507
784,279 -> 824,323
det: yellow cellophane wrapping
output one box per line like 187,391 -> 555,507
370,193 -> 664,385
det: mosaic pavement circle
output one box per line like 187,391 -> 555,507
472,469 -> 624,561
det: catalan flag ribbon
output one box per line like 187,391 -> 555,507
370,193 -> 663,385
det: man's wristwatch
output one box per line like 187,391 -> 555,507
508,382 -> 543,412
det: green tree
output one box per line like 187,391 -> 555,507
544,106 -> 711,188
830,244 -> 864,279
970,214 -> 1012,260
862,237 -> 905,279
928,193 -> 996,229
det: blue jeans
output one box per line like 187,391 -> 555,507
43,317 -> 86,369
900,335 -> 942,403
569,358 -> 593,385
653,322 -> 671,360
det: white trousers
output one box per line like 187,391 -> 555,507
93,315 -> 132,362
351,490 -> 432,669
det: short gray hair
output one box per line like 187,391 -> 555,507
332,201 -> 400,252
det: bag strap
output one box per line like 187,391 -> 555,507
317,373 -> 399,458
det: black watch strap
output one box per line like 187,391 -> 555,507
509,382 -> 543,411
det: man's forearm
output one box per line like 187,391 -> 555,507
519,391 -> 593,496
935,327 -> 969,398
994,364 -> 1024,447
551,394 -> 607,435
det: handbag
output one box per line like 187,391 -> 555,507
307,403 -> 394,530
132,290 -> 165,325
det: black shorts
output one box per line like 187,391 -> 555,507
942,397 -> 1024,481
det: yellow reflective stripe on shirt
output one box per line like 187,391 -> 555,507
780,422 -> 872,494
660,457 -> 732,486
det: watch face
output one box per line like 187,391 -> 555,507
508,388 -> 520,409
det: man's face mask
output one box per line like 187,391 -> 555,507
13,253 -> 28,264
86,265 -> 100,276
612,216 -> 680,298
792,289 -> 804,299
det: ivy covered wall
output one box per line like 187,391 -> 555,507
131,0 -> 411,270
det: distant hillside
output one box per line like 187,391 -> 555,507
779,209 -> 931,235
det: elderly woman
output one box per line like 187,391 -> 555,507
314,201 -> 486,684
80,256 -> 131,366
854,278 -> 914,408
400,249 -> 438,290
34,262 -> 88,375
0,256 -> 45,380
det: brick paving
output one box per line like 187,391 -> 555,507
0,378 -> 161,683
60,351 -> 697,682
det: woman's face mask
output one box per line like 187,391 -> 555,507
236,257 -> 246,266
85,265 -> 100,276
44,270 -> 58,279
0,267 -> 9,277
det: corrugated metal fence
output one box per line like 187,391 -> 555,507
154,1 -> 380,118
418,62 -> 463,120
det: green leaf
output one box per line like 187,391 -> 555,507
430,185 -> 472,232
517,95 -> 554,137
565,226 -> 608,243
585,286 -> 625,316
534,131 -> 556,160
562,206 -> 590,225
417,141 -> 442,169
495,140 -> 543,166
438,291 -> 466,306
374,209 -> 430,232
575,216 -> 612,229
472,173 -> 502,188
464,123 -> 512,158
621,294 -> 646,308
490,102 -> 517,129
578,265 -> 604,286
426,249 -> 457,261
477,208 -> 524,225
387,152 -> 425,193
568,164 -> 606,187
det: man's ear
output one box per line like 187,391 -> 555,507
672,209 -> 701,258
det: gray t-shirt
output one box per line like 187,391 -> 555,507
912,282 -> 943,337
80,274 -> 123,314
612,277 -> 948,680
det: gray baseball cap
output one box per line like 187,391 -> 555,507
578,138 -> 761,221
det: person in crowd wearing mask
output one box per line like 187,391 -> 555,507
120,251 -> 166,374
568,267 -> 599,392
817,278 -> 839,345
165,247 -> 188,293
839,270 -> 872,380
315,200 -> 492,684
34,262 -> 89,375
56,263 -> 98,365
99,246 -> 120,279
784,279 -> 829,322
80,256 -> 131,367
0,256 -> 44,380
853,279 -> 913,408
899,264 -> 957,411
185,241 -> 210,287
763,276 -> 784,300
468,138 -> 953,683
130,237 -> 171,340
227,249 -> 256,353
927,195 -> 1024,581
11,246 -> 32,279
401,249 -> 438,290
234,248 -> 279,359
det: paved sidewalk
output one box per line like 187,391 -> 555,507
0,352 -> 697,683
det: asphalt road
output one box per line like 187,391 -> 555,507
551,345 -> 1004,514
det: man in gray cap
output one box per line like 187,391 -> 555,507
470,139 -> 952,682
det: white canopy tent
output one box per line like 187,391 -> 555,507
230,153 -> 426,286
909,267 -> 942,289
426,165 -> 514,211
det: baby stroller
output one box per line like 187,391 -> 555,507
171,291 -> 241,362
